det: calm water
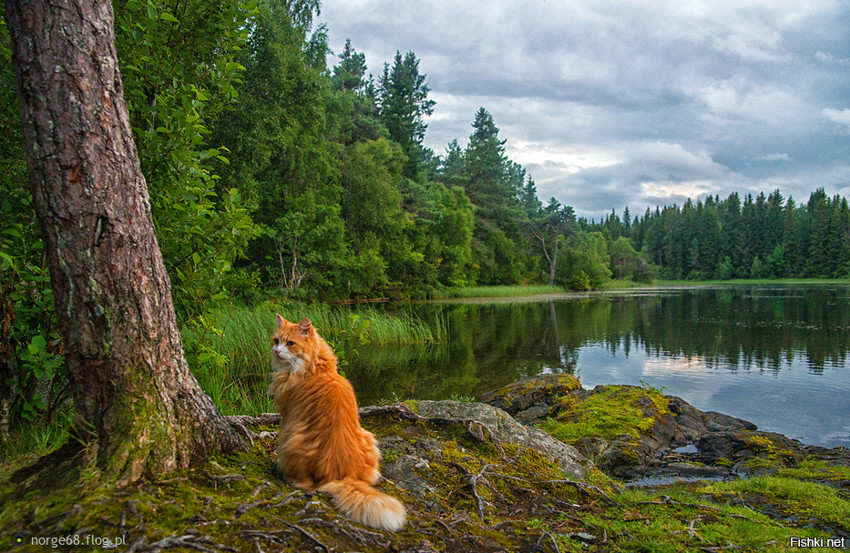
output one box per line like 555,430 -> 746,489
345,284 -> 850,449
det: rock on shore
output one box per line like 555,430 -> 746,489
481,373 -> 850,480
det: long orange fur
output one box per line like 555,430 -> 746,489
268,315 -> 406,531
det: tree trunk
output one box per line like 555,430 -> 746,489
534,228 -> 559,287
5,0 -> 245,486
548,229 -> 559,287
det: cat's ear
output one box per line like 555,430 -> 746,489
275,313 -> 287,327
298,318 -> 313,336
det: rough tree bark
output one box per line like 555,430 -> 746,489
5,0 -> 245,485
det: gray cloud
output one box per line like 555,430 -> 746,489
318,0 -> 850,219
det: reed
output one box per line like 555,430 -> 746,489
181,302 -> 445,415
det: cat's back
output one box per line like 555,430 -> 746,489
302,370 -> 359,417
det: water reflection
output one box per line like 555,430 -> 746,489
346,285 -> 850,448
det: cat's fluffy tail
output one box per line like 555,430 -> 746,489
318,477 -> 406,531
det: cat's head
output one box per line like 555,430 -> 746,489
270,314 -> 316,373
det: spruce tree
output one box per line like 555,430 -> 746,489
377,51 -> 435,179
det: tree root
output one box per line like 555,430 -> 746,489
128,534 -> 236,553
688,515 -> 708,540
234,530 -> 287,546
201,470 -> 247,484
271,516 -> 330,553
226,413 -> 281,427
450,462 -> 503,519
536,529 -> 562,553
540,479 -> 620,506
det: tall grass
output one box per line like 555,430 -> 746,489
187,303 -> 444,347
0,410 -> 71,477
182,302 -> 445,415
430,284 -> 566,299
2,302 -> 444,468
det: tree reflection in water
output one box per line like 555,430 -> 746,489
347,285 -> 850,448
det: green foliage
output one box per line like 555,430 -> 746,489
449,394 -> 475,402
339,138 -> 415,296
115,0 -> 259,320
715,256 -> 735,280
377,51 -> 436,178
326,314 -> 370,372
557,231 -> 612,290
608,236 -> 657,283
0,20 -> 68,424
419,182 -> 475,287
208,0 -> 347,299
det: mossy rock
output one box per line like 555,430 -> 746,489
479,373 -> 581,420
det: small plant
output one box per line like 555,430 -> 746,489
449,394 -> 474,402
378,392 -> 402,406
639,379 -> 666,395
328,313 -> 371,373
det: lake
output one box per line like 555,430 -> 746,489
345,284 -> 850,449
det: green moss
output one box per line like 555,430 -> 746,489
730,432 -> 803,473
540,385 -> 670,444
483,374 -> 581,411
777,458 -> 850,482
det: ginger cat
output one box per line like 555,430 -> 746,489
268,315 -> 406,531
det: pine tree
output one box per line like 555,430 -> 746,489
807,189 -> 832,276
6,0 -> 245,485
377,51 -> 435,178
464,108 -> 509,208
462,108 -> 525,284
333,38 -> 367,92
520,176 -> 543,218
782,196 -> 804,277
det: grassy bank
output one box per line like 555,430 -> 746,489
428,278 -> 849,299
656,277 -> 849,286
430,284 -> 567,299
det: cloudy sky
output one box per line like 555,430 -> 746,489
317,0 -> 850,220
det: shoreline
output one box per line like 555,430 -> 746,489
2,374 -> 848,551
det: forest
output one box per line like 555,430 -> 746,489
1,0 -> 849,428
586,189 -> 850,281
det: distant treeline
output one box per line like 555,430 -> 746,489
584,189 -> 850,280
